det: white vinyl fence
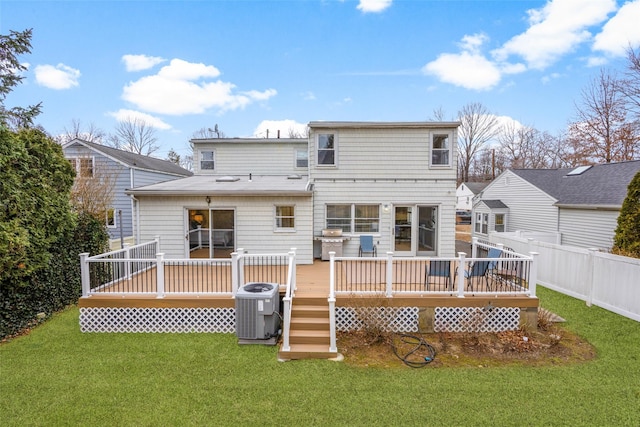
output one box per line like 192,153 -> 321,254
489,232 -> 640,322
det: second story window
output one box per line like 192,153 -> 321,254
431,134 -> 451,167
317,133 -> 335,166
295,149 -> 308,168
200,151 -> 215,170
68,157 -> 94,177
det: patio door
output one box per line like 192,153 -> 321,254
186,208 -> 235,258
393,205 -> 438,256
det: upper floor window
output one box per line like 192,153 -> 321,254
295,149 -> 308,169
275,205 -> 295,230
317,133 -> 336,166
431,134 -> 451,167
200,151 -> 215,170
68,157 -> 94,177
494,213 -> 505,232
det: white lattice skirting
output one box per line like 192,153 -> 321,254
336,307 -> 420,333
434,307 -> 520,332
79,307 -> 236,333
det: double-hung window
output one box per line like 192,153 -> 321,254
431,134 -> 451,167
275,205 -> 295,231
317,133 -> 336,166
326,204 -> 380,233
295,149 -> 308,169
106,208 -> 116,228
68,157 -> 94,177
494,213 -> 505,232
200,151 -> 215,171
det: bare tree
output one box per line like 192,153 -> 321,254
428,106 -> 450,121
287,126 -> 309,138
568,68 -> 638,164
192,124 -> 226,139
457,102 -> 499,182
69,156 -> 115,220
108,117 -> 160,156
55,119 -> 106,144
621,46 -> 640,120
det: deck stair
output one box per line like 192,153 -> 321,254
278,296 -> 341,361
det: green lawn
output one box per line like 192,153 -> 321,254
1,287 -> 639,426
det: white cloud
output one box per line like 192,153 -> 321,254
357,0 -> 392,13
121,58 -> 276,115
458,33 -> 489,53
492,0 -> 616,70
34,63 -> 80,89
122,54 -> 166,72
423,51 -> 502,91
108,109 -> 172,130
541,72 -> 562,84
592,0 -> 640,56
302,91 -> 316,101
252,119 -> 307,138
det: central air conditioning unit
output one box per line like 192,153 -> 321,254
235,282 -> 280,345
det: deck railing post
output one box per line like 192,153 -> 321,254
290,248 -> 297,293
457,252 -> 466,298
472,237 -> 478,259
124,243 -> 131,280
282,296 -> 292,352
80,253 -> 90,297
237,248 -> 245,290
231,251 -> 239,296
328,251 -> 337,353
156,253 -> 165,298
529,252 -> 539,298
386,251 -> 393,297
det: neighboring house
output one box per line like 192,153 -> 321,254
456,181 -> 488,211
63,139 -> 193,241
127,121 -> 460,264
472,161 -> 640,250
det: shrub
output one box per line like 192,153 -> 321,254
613,170 -> 640,258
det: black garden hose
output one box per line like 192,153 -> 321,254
389,333 -> 437,368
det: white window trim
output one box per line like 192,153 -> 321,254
493,212 -> 506,233
106,208 -> 117,229
294,149 -> 309,170
199,149 -> 216,172
67,156 -> 95,177
274,204 -> 296,232
316,133 -> 338,168
325,203 -> 380,234
429,132 -> 452,168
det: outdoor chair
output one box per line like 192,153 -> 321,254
424,260 -> 452,291
358,235 -> 377,257
463,247 -> 502,291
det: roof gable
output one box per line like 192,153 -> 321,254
63,139 -> 192,177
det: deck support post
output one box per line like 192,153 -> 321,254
80,253 -> 90,297
329,252 -> 337,353
529,251 -> 539,298
231,251 -> 240,296
282,296 -> 292,352
156,253 -> 165,298
457,252 -> 466,298
385,251 -> 393,297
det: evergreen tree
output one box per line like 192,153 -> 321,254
613,171 -> 640,258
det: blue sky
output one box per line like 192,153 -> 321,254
3,0 -> 640,159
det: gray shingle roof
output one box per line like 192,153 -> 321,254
464,182 -> 489,194
69,139 -> 193,177
481,199 -> 508,209
511,160 -> 640,207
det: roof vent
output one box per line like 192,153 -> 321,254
566,165 -> 592,176
216,176 -> 240,182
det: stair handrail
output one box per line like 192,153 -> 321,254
328,251 -> 337,353
281,249 -> 296,352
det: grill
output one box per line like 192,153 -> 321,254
319,229 -> 348,261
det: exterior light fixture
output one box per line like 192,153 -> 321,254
206,196 -> 211,204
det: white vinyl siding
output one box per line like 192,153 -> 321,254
477,171 -> 558,235
137,195 -> 313,264
193,139 -> 307,175
559,208 -> 620,250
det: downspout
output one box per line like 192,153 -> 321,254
129,194 -> 140,244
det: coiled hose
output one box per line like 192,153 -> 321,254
389,333 -> 437,368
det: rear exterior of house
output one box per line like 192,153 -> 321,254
473,161 -> 640,250
128,122 -> 460,262
63,139 -> 192,242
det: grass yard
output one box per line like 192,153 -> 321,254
1,287 -> 639,426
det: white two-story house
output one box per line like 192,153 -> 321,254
127,121 -> 460,264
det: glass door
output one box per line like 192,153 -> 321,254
393,206 -> 413,255
187,209 -> 209,258
417,206 -> 437,256
209,209 -> 235,258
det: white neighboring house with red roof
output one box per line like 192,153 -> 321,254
472,161 -> 640,250
62,139 -> 193,242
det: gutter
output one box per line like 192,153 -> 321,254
554,203 -> 621,211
